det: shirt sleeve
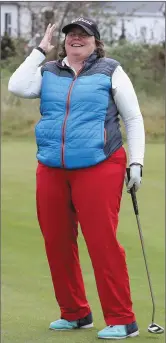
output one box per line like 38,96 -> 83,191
8,49 -> 45,99
112,65 -> 145,166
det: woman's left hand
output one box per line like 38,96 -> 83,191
125,165 -> 142,192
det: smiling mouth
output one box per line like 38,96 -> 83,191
71,44 -> 84,47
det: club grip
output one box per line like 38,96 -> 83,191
126,168 -> 139,215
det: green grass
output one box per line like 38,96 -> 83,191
2,141 -> 165,343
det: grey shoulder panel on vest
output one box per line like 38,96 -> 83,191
41,61 -> 56,75
81,57 -> 120,77
97,57 -> 120,76
41,61 -> 73,78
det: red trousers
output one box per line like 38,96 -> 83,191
36,146 -> 136,325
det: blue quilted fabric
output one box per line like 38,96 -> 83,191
35,54 -> 122,169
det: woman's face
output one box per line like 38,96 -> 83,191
65,26 -> 96,60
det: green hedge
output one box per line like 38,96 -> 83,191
106,42 -> 164,96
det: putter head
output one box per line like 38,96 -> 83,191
148,323 -> 164,334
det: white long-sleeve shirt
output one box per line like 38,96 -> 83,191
8,49 -> 145,166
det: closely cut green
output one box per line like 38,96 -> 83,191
2,141 -> 165,343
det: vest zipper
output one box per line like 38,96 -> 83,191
104,128 -> 107,145
61,68 -> 83,168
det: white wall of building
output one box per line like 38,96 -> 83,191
1,4 -> 18,37
114,15 -> 165,43
19,6 -> 32,39
1,4 -> 32,39
100,14 -> 165,44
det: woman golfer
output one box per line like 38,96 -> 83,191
8,17 -> 145,339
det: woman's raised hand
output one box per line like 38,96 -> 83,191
38,23 -> 56,54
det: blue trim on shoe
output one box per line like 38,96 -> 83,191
49,312 -> 93,330
98,321 -> 139,339
49,319 -> 78,330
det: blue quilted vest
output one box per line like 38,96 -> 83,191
35,52 -> 122,169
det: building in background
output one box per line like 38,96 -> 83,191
0,1 -> 165,45
100,1 -> 165,44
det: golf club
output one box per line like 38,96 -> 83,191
126,168 -> 164,335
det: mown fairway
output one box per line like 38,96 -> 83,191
2,141 -> 165,343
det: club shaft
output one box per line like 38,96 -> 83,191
135,214 -> 155,324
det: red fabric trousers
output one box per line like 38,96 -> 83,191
36,146 -> 136,325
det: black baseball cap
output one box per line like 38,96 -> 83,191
62,17 -> 100,40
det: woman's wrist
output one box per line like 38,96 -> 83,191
36,46 -> 46,56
